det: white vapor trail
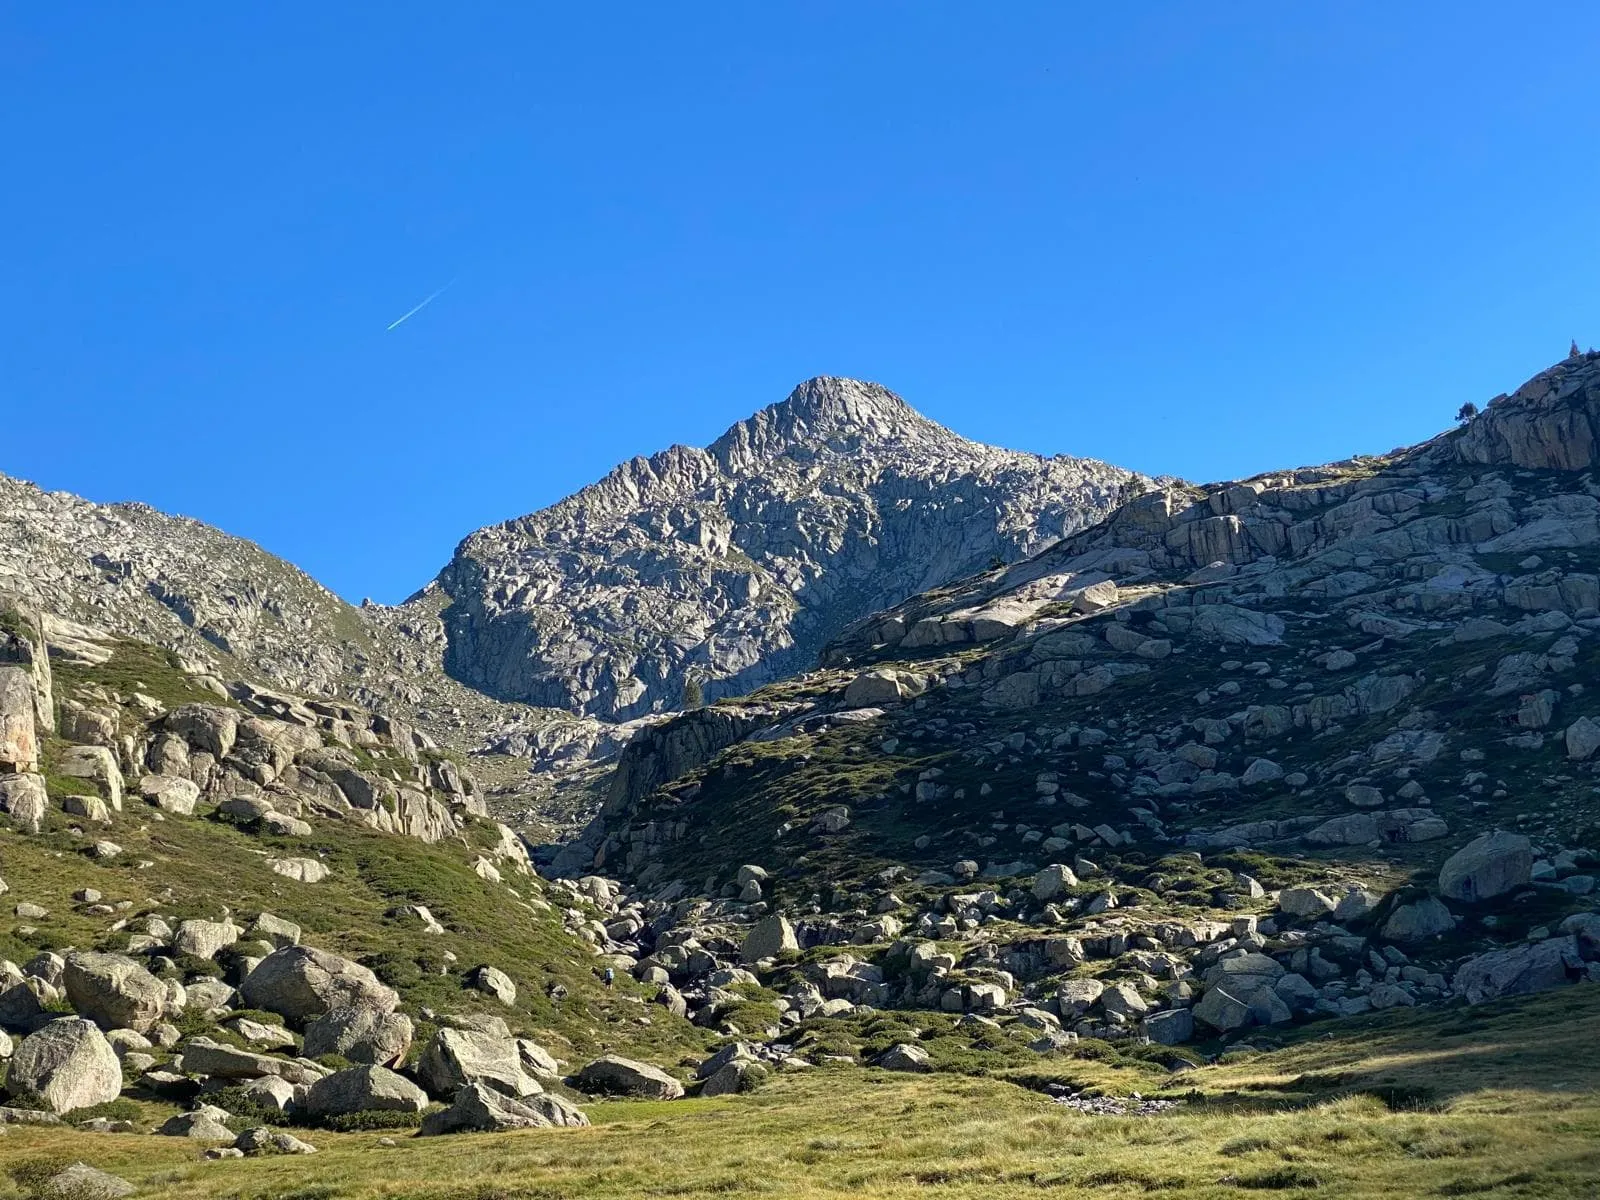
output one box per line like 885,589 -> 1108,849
385,278 -> 456,331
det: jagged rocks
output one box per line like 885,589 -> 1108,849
1439,832 -> 1534,902
302,1007 -> 414,1068
576,1054 -> 684,1099
62,952 -> 167,1034
240,946 -> 398,1023
741,914 -> 798,963
416,1028 -> 541,1098
7,1019 -> 122,1113
420,1082 -> 589,1136
1453,936 -> 1584,1004
302,1066 -> 428,1117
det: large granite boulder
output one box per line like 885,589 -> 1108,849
419,1082 -> 589,1136
301,1065 -> 428,1117
1438,832 -> 1533,902
62,952 -> 167,1034
575,1054 -> 684,1099
7,1019 -> 122,1113
240,946 -> 397,1023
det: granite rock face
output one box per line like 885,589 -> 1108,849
422,377 -> 1145,720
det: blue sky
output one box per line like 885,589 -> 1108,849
3,4 -> 1597,603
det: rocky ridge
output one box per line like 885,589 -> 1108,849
416,376 -> 1147,720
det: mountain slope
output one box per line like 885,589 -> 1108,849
550,350 -> 1600,1049
420,376 -> 1148,720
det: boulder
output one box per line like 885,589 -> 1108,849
416,1028 -> 540,1099
240,946 -> 397,1023
468,965 -> 517,1006
740,914 -> 798,963
0,667 -> 38,772
139,774 -> 199,815
7,1019 -> 122,1113
878,1043 -> 931,1073
1453,936 -> 1583,1004
1566,717 -> 1600,761
1438,832 -> 1533,902
303,1006 -> 414,1068
1381,896 -> 1456,942
1143,1008 -> 1195,1045
1031,864 -> 1079,902
176,1037 -> 325,1085
419,1081 -> 589,1136
0,772 -> 48,833
701,1058 -> 766,1096
1277,886 -> 1338,918
173,918 -> 240,960
36,1163 -> 133,1199
250,912 -> 302,949
301,1065 -> 428,1117
575,1054 -> 684,1099
62,952 -> 167,1034
269,857 -> 330,883
235,1126 -> 318,1155
55,745 -> 122,811
1193,986 -> 1252,1033
1055,977 -> 1105,1018
157,1106 -> 236,1140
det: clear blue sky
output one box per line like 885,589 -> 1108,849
4,4 -> 1597,603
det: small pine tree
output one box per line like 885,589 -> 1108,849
1571,339 -> 1583,359
682,676 -> 704,709
1456,401 -> 1479,423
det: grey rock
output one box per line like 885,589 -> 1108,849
878,1043 -> 931,1073
302,1065 -> 428,1116
235,1125 -> 318,1154
7,1019 -> 122,1113
1438,832 -> 1534,902
740,914 -> 798,963
1453,935 -> 1583,1004
37,1163 -> 134,1199
419,1081 -> 589,1136
468,965 -> 517,1005
576,1054 -> 684,1099
302,1007 -> 414,1068
416,1028 -> 540,1099
240,946 -> 397,1023
62,952 -> 166,1034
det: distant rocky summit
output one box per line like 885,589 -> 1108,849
417,376 -> 1147,719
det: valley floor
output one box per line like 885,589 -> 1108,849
3,988 -> 1596,1200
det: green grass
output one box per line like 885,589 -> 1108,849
0,788 -> 711,1067
0,988 -> 1595,1199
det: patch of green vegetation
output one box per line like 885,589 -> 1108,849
52,638 -> 235,713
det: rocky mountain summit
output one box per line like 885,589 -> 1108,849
415,376 -> 1147,720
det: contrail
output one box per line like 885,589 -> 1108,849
385,278 -> 456,331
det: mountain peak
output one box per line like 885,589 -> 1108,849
710,376 -> 943,470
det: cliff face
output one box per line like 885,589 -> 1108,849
424,376 -> 1147,719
